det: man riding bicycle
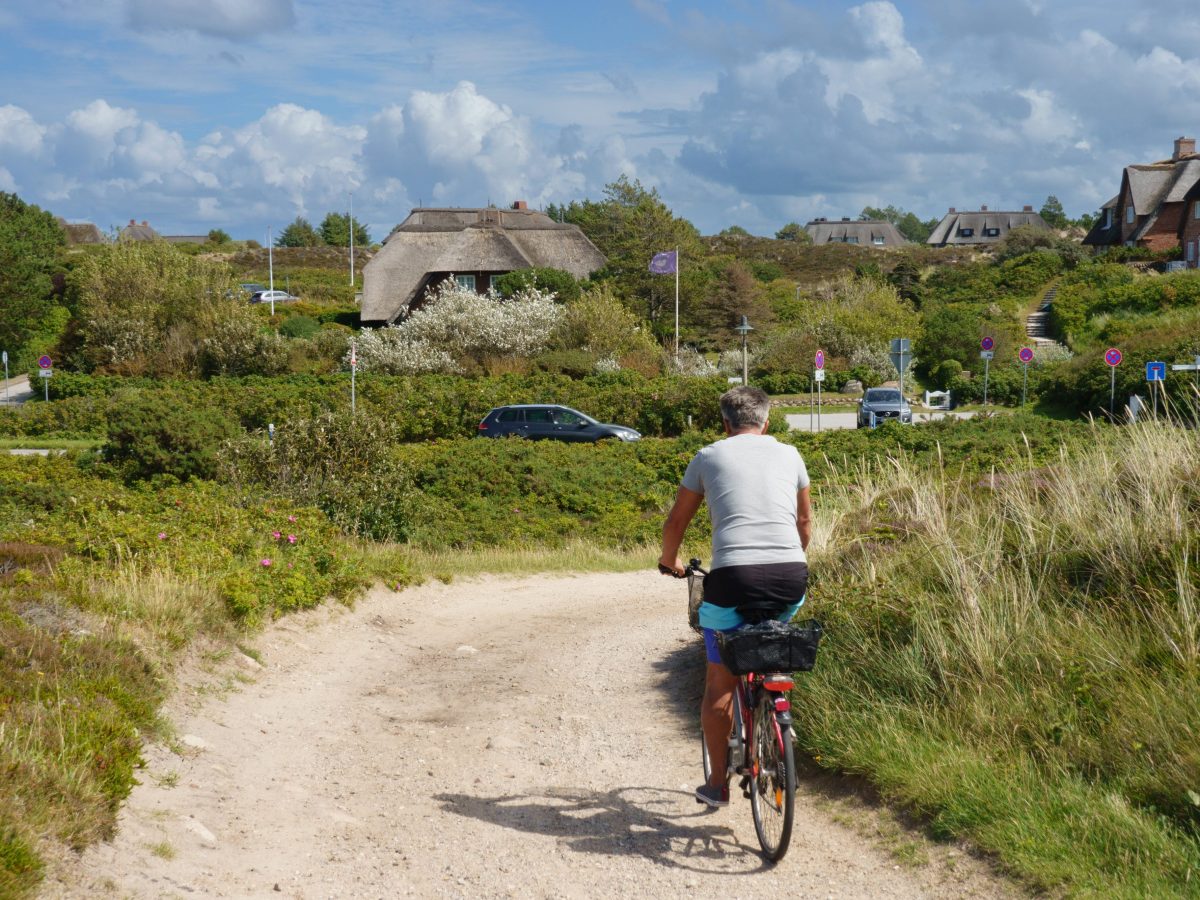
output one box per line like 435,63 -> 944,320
659,386 -> 812,807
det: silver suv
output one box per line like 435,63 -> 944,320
857,388 -> 912,428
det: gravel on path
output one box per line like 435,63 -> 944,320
44,571 -> 1018,899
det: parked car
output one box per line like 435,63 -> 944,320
857,388 -> 913,428
477,405 -> 641,442
239,282 -> 266,297
249,289 -> 299,305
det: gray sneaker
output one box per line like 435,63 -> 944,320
695,782 -> 729,807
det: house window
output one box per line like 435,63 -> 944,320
1103,208 -> 1112,228
984,227 -> 1000,237
1194,201 -> 1200,219
845,235 -> 859,244
872,236 -> 885,246
489,275 -> 502,291
1189,241 -> 1196,263
958,227 -> 974,237
455,274 -> 476,291
1126,206 -> 1135,224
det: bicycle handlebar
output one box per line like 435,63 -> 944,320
657,558 -> 707,578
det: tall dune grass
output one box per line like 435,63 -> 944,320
798,420 -> 1200,896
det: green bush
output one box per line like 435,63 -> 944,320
104,393 -> 237,481
278,315 -> 321,340
220,410 -> 414,542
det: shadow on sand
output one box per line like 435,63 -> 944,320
434,785 -> 772,874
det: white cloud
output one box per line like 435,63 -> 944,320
125,0 -> 295,39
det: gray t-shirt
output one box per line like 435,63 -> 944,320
680,433 -> 810,570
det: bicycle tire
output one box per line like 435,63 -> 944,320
750,690 -> 795,861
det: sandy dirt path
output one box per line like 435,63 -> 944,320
45,571 -> 1017,899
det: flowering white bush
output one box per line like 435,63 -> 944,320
351,327 -> 460,375
594,356 -> 622,373
666,346 -> 719,377
354,280 -> 563,373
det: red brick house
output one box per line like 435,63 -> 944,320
1084,137 -> 1200,253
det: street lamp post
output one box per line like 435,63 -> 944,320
734,315 -> 753,387
267,225 -> 276,316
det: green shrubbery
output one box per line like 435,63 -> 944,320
37,372 -> 729,440
104,393 -> 237,481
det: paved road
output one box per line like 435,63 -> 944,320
786,410 -> 977,432
0,374 -> 34,406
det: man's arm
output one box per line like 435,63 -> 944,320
797,486 -> 812,551
659,485 -> 704,575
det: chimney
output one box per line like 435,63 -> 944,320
948,207 -> 956,214
511,200 -> 527,210
129,219 -> 136,226
141,220 -> 148,227
980,205 -> 988,212
1023,205 -> 1033,212
1175,137 -> 1196,160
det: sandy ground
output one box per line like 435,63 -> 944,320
43,571 -> 1019,899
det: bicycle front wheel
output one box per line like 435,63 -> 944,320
750,691 -> 795,861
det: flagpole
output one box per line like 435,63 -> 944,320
674,246 -> 680,357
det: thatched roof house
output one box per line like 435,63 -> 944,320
926,206 -> 1049,247
1084,137 -> 1200,252
55,217 -> 105,245
362,203 -> 607,324
805,218 -> 908,247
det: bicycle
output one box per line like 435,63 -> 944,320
662,558 -> 821,862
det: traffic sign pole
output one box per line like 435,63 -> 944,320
2,350 -> 8,404
983,356 -> 991,405
350,340 -> 357,416
1110,367 -> 1116,419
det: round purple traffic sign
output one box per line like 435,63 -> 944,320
1019,347 -> 1034,364
37,355 -> 52,369
1104,348 -> 1123,367
980,336 -> 995,352
814,349 -> 825,370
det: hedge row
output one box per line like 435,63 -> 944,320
11,372 -> 730,440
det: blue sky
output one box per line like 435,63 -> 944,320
2,0 -> 1200,240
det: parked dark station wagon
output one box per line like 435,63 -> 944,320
477,405 -> 641,443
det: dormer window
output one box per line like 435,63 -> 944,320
872,236 -> 885,246
845,236 -> 859,244
984,227 -> 1000,237
958,227 -> 974,237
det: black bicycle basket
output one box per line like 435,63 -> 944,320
716,619 -> 824,675
687,570 -> 704,634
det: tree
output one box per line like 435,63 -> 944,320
318,212 -> 370,248
1039,195 -> 1068,230
554,176 -> 705,338
276,217 -> 322,248
720,225 -> 750,237
207,229 -> 231,245
0,192 -> 66,356
693,259 -> 774,346
774,222 -> 811,243
861,205 -> 937,242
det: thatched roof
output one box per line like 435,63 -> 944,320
362,206 -> 606,323
119,219 -> 161,242
55,217 -> 105,245
927,207 -> 1049,246
805,218 -> 908,247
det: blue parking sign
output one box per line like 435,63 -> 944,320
1146,361 -> 1166,382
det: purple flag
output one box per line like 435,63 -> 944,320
648,250 -> 677,274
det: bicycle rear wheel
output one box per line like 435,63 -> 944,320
750,691 -> 795,861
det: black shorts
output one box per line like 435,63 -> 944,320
703,562 -> 809,624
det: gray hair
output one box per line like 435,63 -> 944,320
719,386 -> 770,429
